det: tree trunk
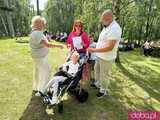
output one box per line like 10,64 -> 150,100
0,14 -> 8,35
3,0 -> 15,37
145,0 -> 153,40
36,0 -> 40,15
112,0 -> 121,63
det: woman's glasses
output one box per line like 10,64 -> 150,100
75,24 -> 82,28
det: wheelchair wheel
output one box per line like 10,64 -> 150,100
43,96 -> 51,105
75,88 -> 88,103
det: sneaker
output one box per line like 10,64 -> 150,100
35,91 -> 44,97
50,96 -> 59,105
90,84 -> 99,89
33,90 -> 38,93
96,92 -> 106,98
90,78 -> 95,81
32,90 -> 38,96
43,96 -> 51,104
35,92 -> 41,96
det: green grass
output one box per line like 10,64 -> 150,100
0,37 -> 160,120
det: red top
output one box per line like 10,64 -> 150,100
67,31 -> 90,53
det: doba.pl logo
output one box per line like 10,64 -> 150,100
128,111 -> 160,120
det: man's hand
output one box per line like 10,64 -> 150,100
88,40 -> 117,53
87,47 -> 96,53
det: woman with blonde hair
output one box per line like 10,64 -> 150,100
29,16 -> 63,96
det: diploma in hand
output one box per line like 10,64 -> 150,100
72,36 -> 83,49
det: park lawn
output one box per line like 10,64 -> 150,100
0,37 -> 160,120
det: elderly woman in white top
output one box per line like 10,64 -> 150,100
29,16 -> 63,96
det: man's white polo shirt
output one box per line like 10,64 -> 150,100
96,20 -> 122,61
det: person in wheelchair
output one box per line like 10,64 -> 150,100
41,51 -> 80,105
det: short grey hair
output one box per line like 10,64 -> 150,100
101,9 -> 113,17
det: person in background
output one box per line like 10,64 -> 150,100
143,40 -> 151,56
56,31 -> 60,41
60,32 -> 68,42
29,16 -> 63,96
88,33 -> 97,86
63,32 -> 68,39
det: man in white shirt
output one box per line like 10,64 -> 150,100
87,10 -> 122,98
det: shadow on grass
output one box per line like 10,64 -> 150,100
116,61 -> 160,104
19,95 -> 53,120
15,39 -> 29,43
16,40 -> 29,43
149,62 -> 160,68
0,37 -> 13,40
18,90 -> 131,120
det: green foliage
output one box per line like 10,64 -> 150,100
43,0 -> 160,42
0,0 -> 34,37
43,0 -> 112,38
13,0 -> 34,34
1,0 -> 160,42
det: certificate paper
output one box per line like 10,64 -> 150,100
72,36 -> 83,49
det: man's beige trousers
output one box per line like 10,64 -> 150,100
94,58 -> 114,93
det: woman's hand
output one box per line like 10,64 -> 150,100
41,40 -> 54,48
41,40 -> 63,49
55,45 -> 64,49
81,41 -> 86,48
